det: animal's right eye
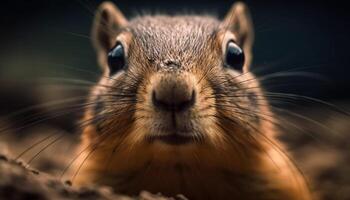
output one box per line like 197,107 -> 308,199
107,43 -> 126,75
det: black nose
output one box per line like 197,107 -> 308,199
152,90 -> 195,112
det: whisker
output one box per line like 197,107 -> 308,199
1,93 -> 140,137
60,31 -> 91,39
60,108 -> 140,179
15,133 -> 58,161
238,119 -> 312,199
211,92 -> 345,139
26,134 -> 66,167
15,102 -> 139,168
60,127 -> 113,180
212,103 -> 327,145
210,91 -> 350,117
214,113 -> 310,198
70,123 -> 130,183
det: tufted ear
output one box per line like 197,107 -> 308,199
92,2 -> 127,67
223,2 -> 254,70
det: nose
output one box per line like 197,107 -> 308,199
152,90 -> 195,112
152,78 -> 196,112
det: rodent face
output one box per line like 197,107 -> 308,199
88,3 -> 265,154
91,23 -> 262,150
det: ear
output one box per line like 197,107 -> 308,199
223,2 -> 254,70
92,2 -> 128,68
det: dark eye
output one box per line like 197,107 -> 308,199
225,41 -> 245,72
107,43 -> 126,75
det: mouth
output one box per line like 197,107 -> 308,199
148,133 -> 197,145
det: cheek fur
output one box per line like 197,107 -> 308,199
247,92 -> 258,108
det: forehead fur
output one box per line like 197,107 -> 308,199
127,15 -> 220,62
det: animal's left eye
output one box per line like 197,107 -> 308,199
224,41 -> 245,72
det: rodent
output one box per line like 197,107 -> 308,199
72,2 -> 313,200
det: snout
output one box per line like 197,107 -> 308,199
151,73 -> 196,113
146,73 -> 199,145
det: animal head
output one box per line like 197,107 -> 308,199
85,2 -> 271,158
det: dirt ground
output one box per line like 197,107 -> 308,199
0,152 -> 188,200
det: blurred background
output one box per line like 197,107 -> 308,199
0,0 -> 349,199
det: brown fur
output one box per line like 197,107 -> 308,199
72,2 -> 312,200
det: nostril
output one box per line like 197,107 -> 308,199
178,90 -> 195,110
152,90 -> 195,112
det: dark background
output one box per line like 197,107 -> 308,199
1,0 -> 350,98
0,0 -> 349,114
